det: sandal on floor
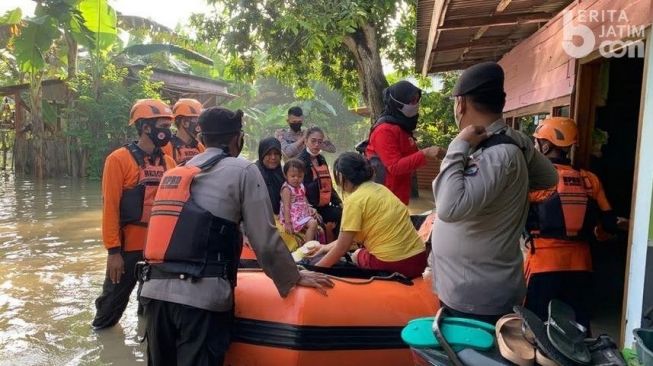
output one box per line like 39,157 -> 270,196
513,305 -> 576,366
496,314 -> 535,366
547,300 -> 591,365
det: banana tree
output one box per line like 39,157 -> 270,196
0,8 -> 22,85
0,0 -> 112,177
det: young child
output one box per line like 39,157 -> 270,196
280,159 -> 323,243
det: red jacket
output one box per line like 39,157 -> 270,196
366,123 -> 426,204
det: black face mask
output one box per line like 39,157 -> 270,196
148,126 -> 172,147
289,123 -> 302,132
185,122 -> 200,138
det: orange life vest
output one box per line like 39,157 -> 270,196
527,164 -> 595,240
311,163 -> 333,207
524,164 -> 598,281
119,143 -> 167,227
144,152 -> 242,282
171,135 -> 202,165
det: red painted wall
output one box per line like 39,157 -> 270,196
499,0 -> 653,113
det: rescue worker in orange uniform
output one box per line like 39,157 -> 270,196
162,98 -> 205,164
524,117 -> 625,329
91,99 -> 176,330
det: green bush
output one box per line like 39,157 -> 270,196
66,64 -> 163,178
415,72 -> 459,149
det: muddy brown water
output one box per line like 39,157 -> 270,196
0,175 -> 145,365
0,174 -> 436,365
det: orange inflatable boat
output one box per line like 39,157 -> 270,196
224,257 -> 439,366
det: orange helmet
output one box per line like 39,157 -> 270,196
172,98 -> 203,118
129,99 -> 173,125
533,117 -> 578,147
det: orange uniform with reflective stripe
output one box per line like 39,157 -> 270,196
161,137 -> 206,165
102,146 -> 175,252
311,163 -> 333,207
525,164 -> 612,282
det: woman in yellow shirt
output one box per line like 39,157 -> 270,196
314,152 -> 427,277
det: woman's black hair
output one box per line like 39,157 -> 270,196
333,152 -> 373,186
283,158 -> 306,175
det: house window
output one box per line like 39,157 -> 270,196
517,113 -> 549,136
552,105 -> 570,117
505,117 -> 514,128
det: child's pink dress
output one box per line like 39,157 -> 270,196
279,182 -> 313,232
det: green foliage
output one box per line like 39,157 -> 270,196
10,0 -> 102,75
191,0 -> 412,106
415,72 -> 459,148
0,8 -> 22,25
226,78 -> 368,160
386,1 -> 416,77
2,0 -> 430,177
74,0 -> 117,52
66,64 -> 163,177
13,14 -> 60,74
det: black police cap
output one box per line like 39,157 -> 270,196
452,61 -> 505,97
198,107 -> 243,135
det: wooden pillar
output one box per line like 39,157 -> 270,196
573,61 -> 601,169
13,92 -> 23,134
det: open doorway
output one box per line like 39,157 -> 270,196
574,55 -> 644,340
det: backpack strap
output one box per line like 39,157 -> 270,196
196,152 -> 228,171
124,142 -> 167,168
477,131 -> 521,150
124,142 -> 145,167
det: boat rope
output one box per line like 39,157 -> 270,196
238,267 -> 408,285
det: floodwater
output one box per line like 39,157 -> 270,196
0,175 -> 145,365
0,173 -> 437,366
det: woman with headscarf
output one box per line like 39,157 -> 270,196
254,137 -> 304,252
256,137 -> 285,215
365,80 -> 446,205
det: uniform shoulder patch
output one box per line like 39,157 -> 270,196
463,163 -> 479,176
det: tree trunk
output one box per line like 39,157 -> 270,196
29,73 -> 46,178
80,147 -> 88,178
64,32 -> 78,135
343,24 -> 388,123
1,132 -> 6,171
65,32 -> 78,81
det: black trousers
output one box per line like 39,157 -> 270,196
144,298 -> 233,366
440,302 -> 505,325
317,205 -> 342,236
524,271 -> 592,331
92,250 -> 143,329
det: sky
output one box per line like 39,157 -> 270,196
0,0 -> 210,29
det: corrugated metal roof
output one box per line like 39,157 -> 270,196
416,0 -> 574,74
